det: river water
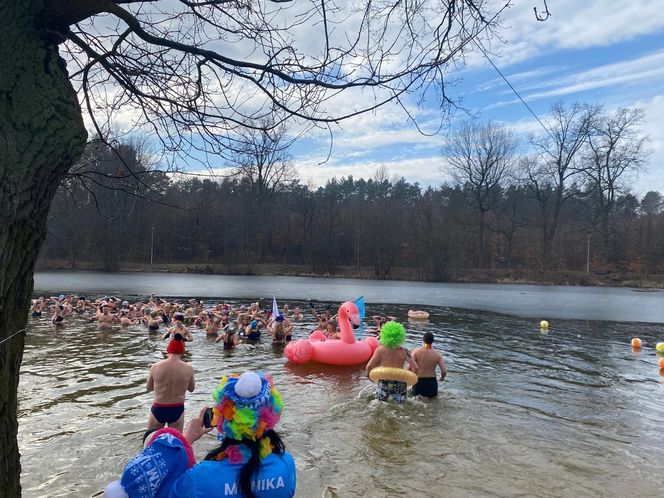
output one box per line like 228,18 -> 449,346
17,273 -> 664,497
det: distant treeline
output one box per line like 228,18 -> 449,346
40,104 -> 663,281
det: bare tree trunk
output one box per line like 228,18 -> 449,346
478,208 -> 486,269
0,2 -> 86,495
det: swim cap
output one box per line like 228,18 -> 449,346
173,312 -> 185,322
276,315 -> 284,322
167,334 -> 185,355
122,301 -> 129,307
250,320 -> 258,329
379,321 -> 406,349
212,371 -> 283,443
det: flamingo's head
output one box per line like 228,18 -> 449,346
339,301 -> 360,328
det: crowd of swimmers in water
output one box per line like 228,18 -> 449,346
29,294 -> 398,349
30,294 -> 447,497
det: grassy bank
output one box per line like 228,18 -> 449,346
35,259 -> 664,289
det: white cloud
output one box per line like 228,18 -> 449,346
630,94 -> 664,195
483,49 -> 664,110
473,65 -> 563,93
490,0 -> 664,66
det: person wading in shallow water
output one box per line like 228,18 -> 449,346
147,333 -> 195,433
366,321 -> 418,403
410,332 -> 447,398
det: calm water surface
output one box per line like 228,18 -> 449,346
18,274 -> 664,497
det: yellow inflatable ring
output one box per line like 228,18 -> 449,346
407,310 -> 430,319
369,367 -> 419,387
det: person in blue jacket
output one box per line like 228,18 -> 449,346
104,371 -> 296,498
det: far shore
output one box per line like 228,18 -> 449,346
35,259 -> 664,289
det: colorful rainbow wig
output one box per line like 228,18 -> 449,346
379,321 -> 406,349
212,372 -> 283,454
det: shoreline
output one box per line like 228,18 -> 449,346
35,259 -> 664,289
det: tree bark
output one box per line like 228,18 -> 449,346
0,2 -> 87,495
478,208 -> 486,269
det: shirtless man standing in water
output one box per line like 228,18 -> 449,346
147,334 -> 195,432
366,322 -> 418,403
90,303 -> 118,329
410,332 -> 447,398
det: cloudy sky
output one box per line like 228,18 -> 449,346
286,0 -> 664,196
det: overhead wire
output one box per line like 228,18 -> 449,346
458,18 -> 557,142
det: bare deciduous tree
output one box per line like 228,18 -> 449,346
443,120 -> 518,268
231,119 -> 295,208
526,102 -> 600,264
586,107 -> 649,259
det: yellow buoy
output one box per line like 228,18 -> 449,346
539,320 -> 549,329
656,342 -> 664,353
631,338 -> 643,348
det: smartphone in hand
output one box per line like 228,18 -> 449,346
203,407 -> 214,428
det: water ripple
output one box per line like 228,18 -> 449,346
18,299 -> 664,497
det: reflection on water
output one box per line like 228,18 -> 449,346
18,300 -> 664,497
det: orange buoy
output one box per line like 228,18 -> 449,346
659,357 -> 664,369
631,338 -> 643,348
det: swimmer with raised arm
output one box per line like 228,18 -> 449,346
90,302 -> 119,329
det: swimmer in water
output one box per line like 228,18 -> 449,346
243,319 -> 262,341
371,314 -> 397,336
291,307 -> 304,322
324,320 -> 340,340
119,310 -> 139,327
75,297 -> 89,314
268,315 -> 293,343
215,322 -> 239,350
30,299 -> 43,318
163,312 -> 193,341
204,316 -> 221,337
366,322 -> 418,403
146,333 -> 194,433
51,305 -> 66,325
146,310 -> 163,333
410,332 -> 447,398
90,302 -> 119,329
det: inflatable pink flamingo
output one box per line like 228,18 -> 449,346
285,301 -> 379,365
